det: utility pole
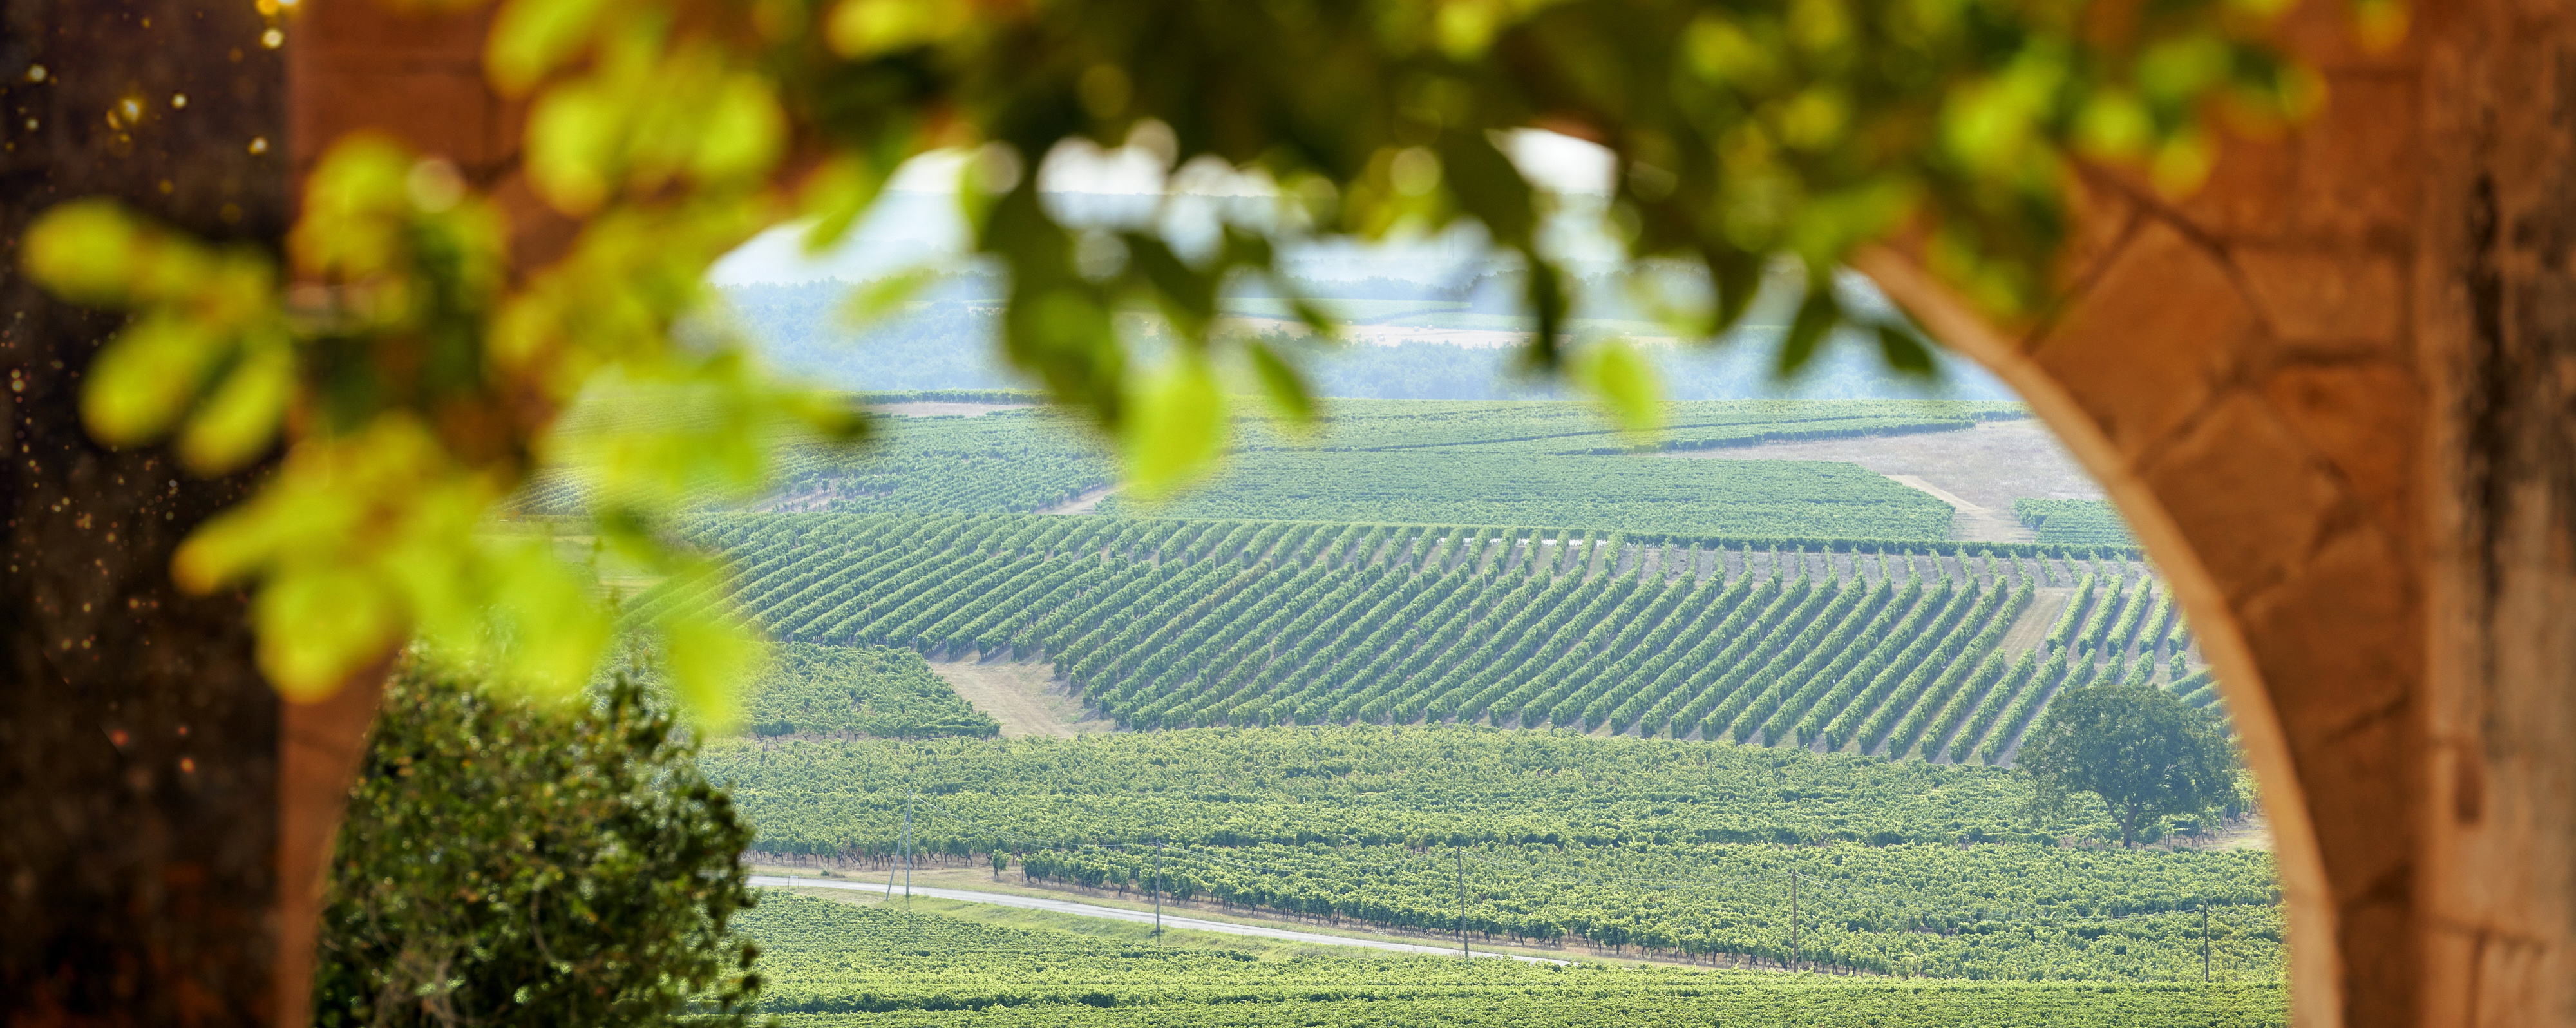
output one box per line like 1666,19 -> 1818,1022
2201,905 -> 2211,983
901,792 -> 914,901
1456,850 -> 1468,958
1153,842 -> 1164,942
883,822 -> 898,899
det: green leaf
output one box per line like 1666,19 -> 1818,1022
1244,341 -> 1318,428
81,314 -> 229,446
1705,249 -> 1764,335
1120,356 -> 1227,503
1519,256 -> 1569,371
800,153 -> 891,254
23,199 -> 155,305
176,335 -> 294,475
826,0 -> 970,59
486,0 -> 614,95
253,563 -> 402,702
1873,323 -> 1937,377
690,74 -> 786,184
660,613 -> 764,734
839,269 -> 937,326
494,547 -> 614,700
1776,280 -> 1841,376
1437,131 -> 1536,248
526,83 -> 619,214
1124,234 -> 1217,339
1578,341 -> 1664,436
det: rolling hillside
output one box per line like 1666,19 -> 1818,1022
635,513 -> 2215,764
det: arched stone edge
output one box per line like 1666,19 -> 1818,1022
1852,244 -> 2340,1028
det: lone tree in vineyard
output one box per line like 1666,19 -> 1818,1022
2018,683 -> 2237,848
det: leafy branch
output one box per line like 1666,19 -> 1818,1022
21,0 -> 2341,708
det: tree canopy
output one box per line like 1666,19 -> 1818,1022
312,660 -> 764,1027
2016,682 -> 2237,848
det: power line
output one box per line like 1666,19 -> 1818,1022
871,789 -> 2278,974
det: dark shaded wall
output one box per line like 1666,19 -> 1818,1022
1,2 -> 286,1024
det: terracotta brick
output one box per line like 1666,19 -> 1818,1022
2137,392 -> 2344,600
294,0 -> 489,65
2237,518 -> 2417,739
292,67 -> 501,172
2259,361 -> 2422,544
2235,247 -> 2407,348
2177,133 -> 2300,245
2050,168 -> 2141,297
2272,0 -> 2434,75
2034,220 -> 2253,455
2067,132 -> 2297,248
2289,72 -> 2423,246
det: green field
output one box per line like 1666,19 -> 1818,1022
1230,397 -> 2023,452
516,398 -> 2031,530
1218,297 -> 1468,321
2015,499 -> 2139,547
1100,452 -> 1957,538
737,894 -> 2288,1026
642,514 -> 2198,752
703,723 -> 2244,854
708,725 -> 2275,980
741,643 -> 999,738
513,407 -> 1116,517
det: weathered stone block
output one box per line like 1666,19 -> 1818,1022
2033,220 -> 2250,454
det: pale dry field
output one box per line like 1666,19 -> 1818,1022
1669,419 -> 2106,542
927,657 -> 1117,738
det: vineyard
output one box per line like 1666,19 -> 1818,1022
1219,398 -> 2027,454
643,512 -> 2210,760
513,407 -> 1116,517
741,644 -> 1000,739
2012,500 -> 2137,547
1094,452 -> 1958,539
739,893 -> 2289,1025
515,397 -> 2027,535
714,726 -> 2273,984
702,724 -> 2248,855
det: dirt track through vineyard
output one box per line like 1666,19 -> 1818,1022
929,658 -> 1116,738
2003,589 -> 2076,654
1036,485 -> 1117,515
1668,419 -> 2102,543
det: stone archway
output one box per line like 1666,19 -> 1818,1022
1859,5 -> 2576,1025
6,1 -> 2559,1026
278,3 -> 2576,1025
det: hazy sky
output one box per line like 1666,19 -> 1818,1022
708,129 -> 1619,286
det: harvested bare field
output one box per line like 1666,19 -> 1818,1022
927,657 -> 1117,738
1667,419 -> 2103,542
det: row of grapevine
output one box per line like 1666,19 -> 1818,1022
743,893 -> 2289,1022
655,513 -> 2201,762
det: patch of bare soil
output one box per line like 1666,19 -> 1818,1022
876,401 -> 1037,417
2189,813 -> 2275,852
927,656 -> 1118,738
1666,420 -> 2104,540
1036,485 -> 1118,515
2002,588 -> 2075,655
1883,473 -> 2031,542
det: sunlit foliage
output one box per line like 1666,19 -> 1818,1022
21,0 -> 2338,707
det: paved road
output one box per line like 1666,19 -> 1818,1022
752,875 -> 1562,964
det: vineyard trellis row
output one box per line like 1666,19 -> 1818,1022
643,513 -> 2228,762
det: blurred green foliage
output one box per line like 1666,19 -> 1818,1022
21,0 -> 2344,709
